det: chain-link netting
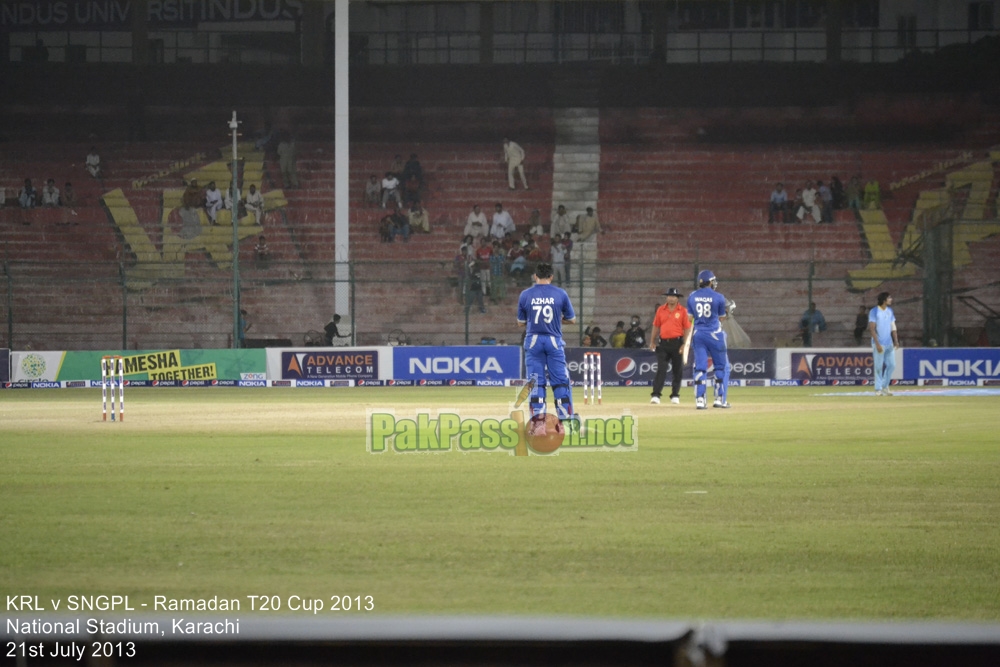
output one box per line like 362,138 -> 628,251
5,258 -> 969,351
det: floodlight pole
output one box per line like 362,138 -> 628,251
229,111 -> 241,349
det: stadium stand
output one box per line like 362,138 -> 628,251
2,105 -> 998,349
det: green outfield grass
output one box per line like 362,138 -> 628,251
1,386 -> 998,620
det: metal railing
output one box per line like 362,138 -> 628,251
353,28 -> 1000,65
9,27 -> 998,66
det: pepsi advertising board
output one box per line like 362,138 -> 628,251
393,346 -> 521,381
565,348 -> 774,385
904,348 -> 1000,382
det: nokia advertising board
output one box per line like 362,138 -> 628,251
393,346 -> 521,382
904,348 -> 1000,382
565,348 -> 774,386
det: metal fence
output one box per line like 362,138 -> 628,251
354,28 -> 999,65
4,258 -> 968,352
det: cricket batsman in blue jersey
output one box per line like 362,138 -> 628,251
686,269 -> 732,409
517,262 -> 579,436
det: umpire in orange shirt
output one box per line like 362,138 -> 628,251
650,287 -> 693,405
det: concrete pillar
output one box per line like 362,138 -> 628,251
301,0 -> 326,66
480,2 -> 494,65
131,0 -> 148,66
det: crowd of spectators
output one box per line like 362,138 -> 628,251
581,315 -> 648,348
768,175 -> 881,224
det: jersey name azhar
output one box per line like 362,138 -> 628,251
519,286 -> 574,337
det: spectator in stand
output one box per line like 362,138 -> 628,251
790,187 -> 804,222
863,178 -> 881,210
454,253 -> 468,303
853,305 -> 869,345
577,206 -> 602,242
364,174 -> 381,206
204,181 -> 224,224
768,182 -> 788,223
408,201 -> 430,234
610,321 -> 627,348
254,235 -> 270,262
797,180 -> 822,223
324,314 -> 343,345
389,209 -> 410,243
18,179 -> 37,209
551,238 -> 566,286
507,242 -> 527,280
560,232 -> 574,283
525,239 -> 546,276
62,182 -> 76,205
528,209 -> 545,237
799,302 -> 827,347
403,174 -> 421,206
474,236 -> 493,298
389,154 -> 405,179
846,175 -> 863,211
402,153 -> 423,204
379,215 -> 395,243
224,181 -> 242,218
489,240 -> 507,303
178,179 -> 204,238
624,315 -> 647,349
550,204 -> 573,238
61,182 -> 77,222
277,133 -> 299,188
817,179 -> 833,223
86,147 -> 102,179
830,175 -> 846,210
459,234 -> 476,258
584,326 -> 608,348
244,184 -> 264,224
380,171 -> 401,208
182,179 -> 203,210
466,266 -> 486,314
491,202 -> 515,240
464,204 -> 488,240
41,179 -> 61,207
0,185 -> 5,207
502,138 -> 529,190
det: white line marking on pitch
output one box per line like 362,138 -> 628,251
684,490 -> 708,494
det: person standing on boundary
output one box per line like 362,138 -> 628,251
868,291 -> 899,396
650,287 -> 692,405
517,262 -> 578,436
686,270 -> 731,410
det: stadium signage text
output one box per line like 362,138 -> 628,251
409,357 -> 503,375
368,411 -> 637,454
904,349 -> 1000,381
918,360 -> 1000,377
792,353 -> 873,380
282,351 -> 377,380
1,0 -> 304,29
393,346 -> 521,381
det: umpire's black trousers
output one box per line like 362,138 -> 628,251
651,338 -> 684,399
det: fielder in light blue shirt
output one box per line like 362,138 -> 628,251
868,291 -> 900,395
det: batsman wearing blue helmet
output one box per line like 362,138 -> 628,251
517,262 -> 579,436
686,269 -> 732,409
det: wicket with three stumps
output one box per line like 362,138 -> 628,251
101,355 -> 124,422
582,351 -> 602,404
